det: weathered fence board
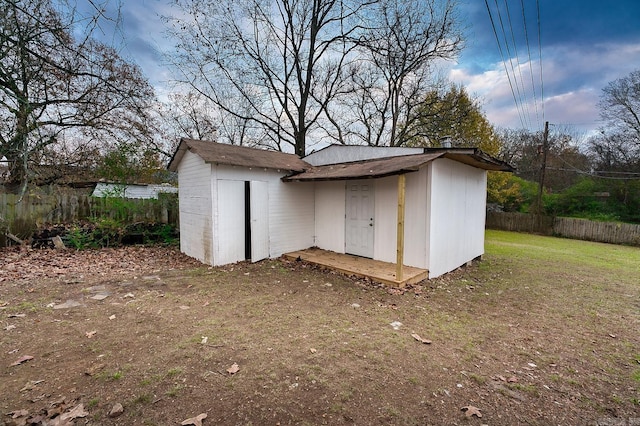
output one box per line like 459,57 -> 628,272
1,193 -> 178,245
485,212 -> 553,235
486,212 -> 640,246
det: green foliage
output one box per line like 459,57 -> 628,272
65,225 -> 92,250
488,173 -> 640,224
60,193 -> 178,249
546,177 -> 640,223
409,84 -> 501,155
487,172 -> 538,212
96,143 -> 165,185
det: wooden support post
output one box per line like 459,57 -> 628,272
396,174 -> 406,281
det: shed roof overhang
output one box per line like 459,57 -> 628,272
282,148 -> 513,182
168,138 -> 309,172
282,153 -> 444,182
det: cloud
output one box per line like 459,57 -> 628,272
449,41 -> 640,132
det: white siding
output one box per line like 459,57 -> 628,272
177,150 -> 213,264
250,180 -> 270,262
92,183 -> 177,199
404,168 -> 429,269
373,176 -> 397,263
216,180 -> 246,265
270,180 -> 315,256
315,181 -> 346,253
213,166 -> 315,261
427,158 -> 487,278
304,145 -> 423,165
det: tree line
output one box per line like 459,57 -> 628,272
1,0 -> 639,223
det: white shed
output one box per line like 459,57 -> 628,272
168,139 -> 513,278
167,139 -> 313,266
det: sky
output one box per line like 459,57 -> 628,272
100,0 -> 640,138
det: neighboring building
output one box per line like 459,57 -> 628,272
168,139 -> 513,278
92,182 -> 178,199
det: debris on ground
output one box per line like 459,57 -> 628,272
181,413 -> 207,426
461,405 -> 482,418
10,355 -> 34,366
411,333 -> 432,344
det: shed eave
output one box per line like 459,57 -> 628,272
282,167 -> 421,182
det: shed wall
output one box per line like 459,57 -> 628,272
427,158 -> 487,278
373,176 -> 397,263
314,181 -> 346,252
304,145 -> 423,165
372,171 -> 429,269
177,150 -> 213,264
212,166 -> 315,264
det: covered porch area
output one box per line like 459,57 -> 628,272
283,247 -> 428,287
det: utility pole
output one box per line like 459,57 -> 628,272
535,121 -> 550,229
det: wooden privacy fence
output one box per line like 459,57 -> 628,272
1,193 -> 178,244
486,212 -> 640,246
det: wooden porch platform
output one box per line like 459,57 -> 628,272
283,248 -> 428,287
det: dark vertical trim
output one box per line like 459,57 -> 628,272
244,181 -> 251,260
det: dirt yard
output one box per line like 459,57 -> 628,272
1,231 -> 639,425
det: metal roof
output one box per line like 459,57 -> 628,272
167,139 -> 309,172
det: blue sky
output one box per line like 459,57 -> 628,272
451,0 -> 640,135
104,0 -> 640,137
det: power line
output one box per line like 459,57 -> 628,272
484,0 -> 545,132
484,0 -> 527,129
502,0 -> 532,129
520,0 -> 541,130
536,0 -> 545,124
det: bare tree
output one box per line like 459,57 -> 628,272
157,92 -> 219,144
0,0 -> 155,189
166,0 -> 375,156
585,69 -> 640,174
599,69 -> 640,142
324,0 -> 463,147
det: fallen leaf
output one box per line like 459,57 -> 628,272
85,363 -> 105,376
411,333 -> 432,344
507,376 -> 518,383
5,324 -> 16,331
609,333 -> 616,338
181,413 -> 207,426
10,355 -> 34,366
7,313 -> 26,318
20,379 -> 44,392
309,348 -> 317,353
59,403 -> 89,421
9,409 -> 29,418
109,314 -> 116,320
201,336 -> 208,344
461,405 -> 482,418
227,363 -> 240,374
86,330 -> 97,338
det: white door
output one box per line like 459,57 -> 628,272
250,181 -> 269,262
345,181 -> 374,257
217,180 -> 246,265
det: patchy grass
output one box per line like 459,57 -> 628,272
0,231 -> 638,425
